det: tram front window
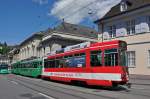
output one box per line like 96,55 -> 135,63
104,49 -> 118,66
119,41 -> 127,67
120,49 -> 127,66
0,64 -> 8,69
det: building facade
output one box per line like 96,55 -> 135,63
19,33 -> 43,60
17,22 -> 98,60
0,55 -> 10,65
38,22 -> 98,57
95,0 -> 150,75
8,47 -> 20,63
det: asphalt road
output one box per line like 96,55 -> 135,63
0,74 -> 150,99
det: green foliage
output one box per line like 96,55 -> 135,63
0,42 -> 10,55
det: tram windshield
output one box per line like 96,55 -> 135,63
104,48 -> 118,66
104,41 -> 127,67
0,64 -> 8,69
119,41 -> 127,66
119,50 -> 126,66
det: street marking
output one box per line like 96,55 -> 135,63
131,87 -> 146,90
38,93 -> 55,99
10,81 -> 18,85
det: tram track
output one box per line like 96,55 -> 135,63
8,75 -> 117,99
7,74 -> 150,99
25,76 -> 150,98
9,79 -> 58,99
8,79 -> 86,99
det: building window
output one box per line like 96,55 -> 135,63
148,16 -> 150,31
126,20 -> 135,35
148,50 -> 150,67
108,25 -> 116,38
43,47 -> 45,55
127,51 -> 136,67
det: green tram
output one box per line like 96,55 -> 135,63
12,58 -> 43,78
0,64 -> 11,74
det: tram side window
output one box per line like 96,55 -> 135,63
26,63 -> 29,68
64,55 -> 74,68
50,60 -> 55,68
55,58 -> 60,68
28,63 -> 31,68
59,58 -> 67,68
21,63 -> 23,68
90,50 -> 102,67
74,53 -> 86,68
22,63 -> 24,68
104,48 -> 118,66
45,59 -> 55,68
25,63 -> 28,68
57,53 -> 86,68
44,59 -> 49,68
33,62 -> 37,68
64,53 -> 86,68
16,64 -> 18,68
44,53 -> 86,68
18,64 -> 20,68
23,63 -> 26,68
26,63 -> 28,68
44,59 -> 56,68
40,62 -> 42,66
16,64 -> 20,68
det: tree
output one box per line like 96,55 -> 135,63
0,42 -> 10,55
4,42 -> 7,47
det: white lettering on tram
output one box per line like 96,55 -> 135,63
42,72 -> 122,81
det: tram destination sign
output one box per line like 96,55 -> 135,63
64,42 -> 90,52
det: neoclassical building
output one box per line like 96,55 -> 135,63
19,32 -> 43,60
8,46 -> 20,63
0,55 -> 10,65
95,0 -> 150,75
38,22 -> 98,57
18,22 -> 98,60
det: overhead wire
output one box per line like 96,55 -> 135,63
47,0 -> 100,27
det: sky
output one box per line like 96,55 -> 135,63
0,0 -> 121,45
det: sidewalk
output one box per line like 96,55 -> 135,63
129,74 -> 150,85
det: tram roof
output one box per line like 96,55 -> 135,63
90,40 -> 122,47
47,40 -> 125,59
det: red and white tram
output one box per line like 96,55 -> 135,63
42,40 -> 129,87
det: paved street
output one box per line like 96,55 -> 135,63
0,74 -> 150,99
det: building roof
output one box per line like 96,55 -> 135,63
0,55 -> 9,60
44,22 -> 98,39
95,0 -> 150,23
20,32 -> 44,47
9,46 -> 20,55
